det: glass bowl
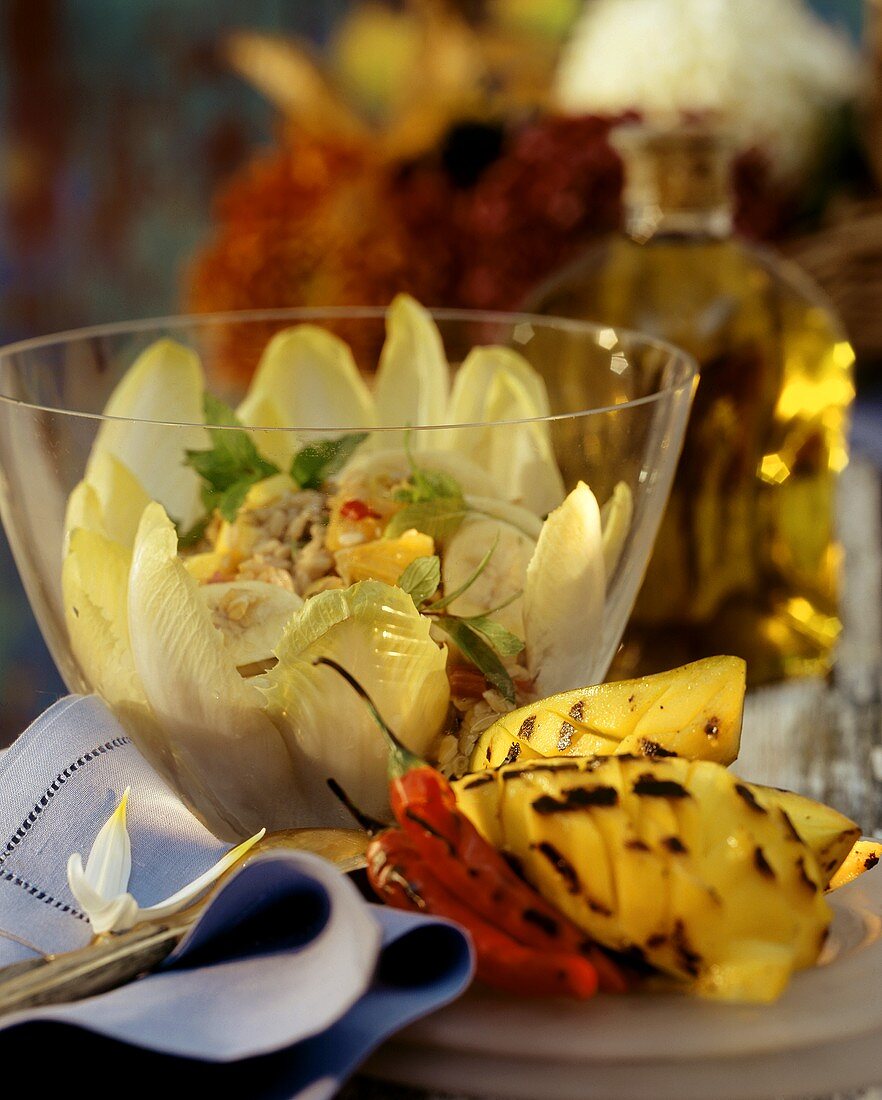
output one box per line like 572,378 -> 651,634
0,306 -> 695,839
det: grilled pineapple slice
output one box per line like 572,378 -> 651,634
453,755 -> 855,1003
470,656 -> 745,770
828,838 -> 882,891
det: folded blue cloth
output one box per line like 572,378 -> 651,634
0,695 -> 474,1096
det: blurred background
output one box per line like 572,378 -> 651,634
0,0 -> 876,739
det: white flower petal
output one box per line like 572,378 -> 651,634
83,787 -> 132,897
139,829 -> 266,921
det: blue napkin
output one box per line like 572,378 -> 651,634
0,695 -> 474,1096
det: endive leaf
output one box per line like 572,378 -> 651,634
373,294 -> 450,436
600,481 -> 634,581
524,481 -> 605,696
63,528 -> 144,708
447,347 -> 564,516
83,452 -> 152,548
448,344 -> 551,421
127,502 -> 304,840
237,325 -> 376,467
259,581 -> 449,823
88,339 -> 208,530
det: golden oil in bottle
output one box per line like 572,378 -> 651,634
528,124 -> 854,686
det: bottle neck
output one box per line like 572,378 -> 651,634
615,125 -> 735,245
623,201 -> 733,244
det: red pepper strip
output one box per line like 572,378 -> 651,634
368,830 -> 599,1000
340,498 -> 380,521
390,766 -> 628,994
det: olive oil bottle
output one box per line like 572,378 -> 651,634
529,124 -> 854,686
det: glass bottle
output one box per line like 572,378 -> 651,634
528,123 -> 854,686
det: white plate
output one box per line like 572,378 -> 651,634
366,863 -> 882,1100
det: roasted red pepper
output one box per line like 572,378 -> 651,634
340,498 -> 380,521
390,765 -> 627,994
317,657 -> 627,999
369,829 -> 600,998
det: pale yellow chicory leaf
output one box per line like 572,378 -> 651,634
259,580 -> 449,824
524,481 -> 605,696
373,294 -> 449,437
127,502 -> 306,840
87,339 -> 208,530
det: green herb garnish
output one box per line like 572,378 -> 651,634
398,535 -> 523,702
433,618 -> 517,704
397,555 -> 442,605
290,432 -> 369,491
184,395 -> 280,522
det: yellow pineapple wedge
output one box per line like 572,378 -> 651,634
469,656 -> 746,771
827,838 -> 882,891
453,755 -> 855,1003
334,529 -> 435,587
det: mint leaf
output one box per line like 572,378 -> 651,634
290,432 -> 369,490
397,555 -> 441,605
435,618 -> 516,704
184,394 -> 280,522
385,498 -> 467,542
466,615 -> 525,657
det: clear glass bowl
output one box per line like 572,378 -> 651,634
0,307 -> 695,837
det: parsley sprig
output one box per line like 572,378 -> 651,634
182,394 -> 368,531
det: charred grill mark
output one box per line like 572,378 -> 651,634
535,841 -> 581,894
519,715 -> 536,741
558,721 -> 576,751
640,739 -> 677,759
531,786 -> 619,814
779,809 -> 802,842
646,933 -> 667,948
662,836 -> 688,854
704,718 -> 720,741
796,856 -> 819,893
460,773 -> 495,789
587,896 -> 613,916
501,742 -> 521,766
503,852 -> 526,880
632,775 -> 690,799
404,808 -> 455,854
865,853 -> 880,871
522,907 -> 559,938
502,762 -> 580,780
672,920 -> 702,977
569,700 -> 585,722
734,784 -> 767,813
753,846 -> 775,878
625,838 -> 650,851
485,744 -> 492,764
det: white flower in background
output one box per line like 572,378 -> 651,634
554,0 -> 860,180
67,788 -> 265,935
